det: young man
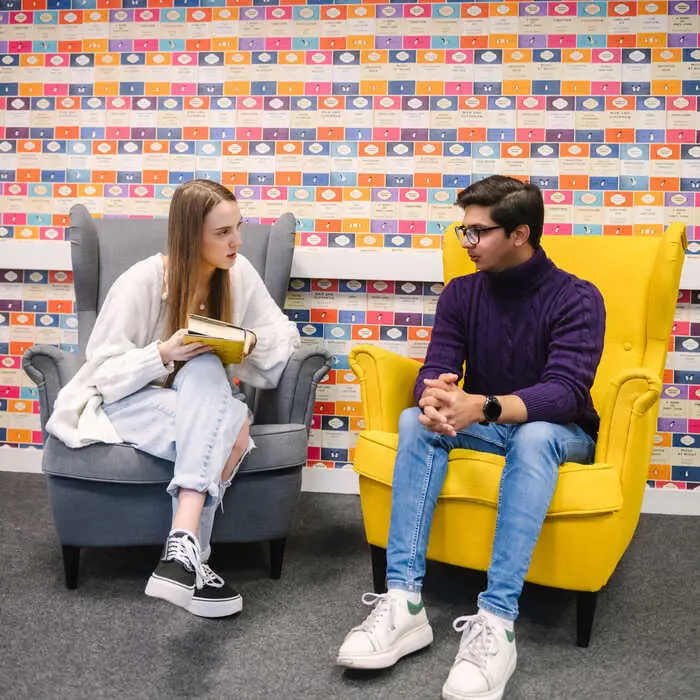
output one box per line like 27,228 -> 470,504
337,176 -> 606,699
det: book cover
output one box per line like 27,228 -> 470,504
183,314 -> 253,365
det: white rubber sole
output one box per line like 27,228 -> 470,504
186,593 -> 243,618
145,574 -> 194,609
337,622 -> 434,670
441,684 -> 505,700
441,654 -> 516,700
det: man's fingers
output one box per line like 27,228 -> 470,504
424,379 -> 458,396
419,413 -> 438,428
422,405 -> 446,423
424,378 -> 450,388
418,394 -> 445,410
422,386 -> 454,405
418,413 -> 435,428
419,412 -> 456,435
419,414 -> 447,432
425,373 -> 459,388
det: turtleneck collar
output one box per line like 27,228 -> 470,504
482,246 -> 554,299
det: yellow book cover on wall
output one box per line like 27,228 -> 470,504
183,314 -> 254,365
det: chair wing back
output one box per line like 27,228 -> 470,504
235,213 -> 296,310
69,203 -> 101,352
69,204 -> 296,353
442,224 -> 687,412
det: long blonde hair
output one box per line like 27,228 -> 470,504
164,179 -> 236,340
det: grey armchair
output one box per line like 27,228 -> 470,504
23,204 -> 332,589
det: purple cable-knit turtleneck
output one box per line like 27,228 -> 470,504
414,246 -> 606,438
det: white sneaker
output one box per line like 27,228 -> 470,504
441,613 -> 517,700
337,591 -> 434,669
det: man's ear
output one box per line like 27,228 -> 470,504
511,224 -> 531,247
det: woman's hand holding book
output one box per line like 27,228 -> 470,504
158,328 -> 212,366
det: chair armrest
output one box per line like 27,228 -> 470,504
22,345 -> 84,435
349,344 -> 422,432
595,366 -> 662,484
253,344 -> 332,431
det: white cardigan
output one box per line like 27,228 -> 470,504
47,253 -> 300,448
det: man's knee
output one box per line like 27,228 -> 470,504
398,406 -> 424,436
510,422 -> 566,465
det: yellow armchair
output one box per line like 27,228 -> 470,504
349,223 -> 687,647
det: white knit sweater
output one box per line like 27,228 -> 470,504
46,253 -> 300,448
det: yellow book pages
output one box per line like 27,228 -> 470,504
183,335 -> 246,365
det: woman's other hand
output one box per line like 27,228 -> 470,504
158,328 -> 212,365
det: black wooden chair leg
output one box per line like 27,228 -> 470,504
576,591 -> 598,647
370,545 -> 387,593
269,538 -> 286,580
62,545 -> 80,590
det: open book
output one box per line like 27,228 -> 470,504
183,314 -> 255,365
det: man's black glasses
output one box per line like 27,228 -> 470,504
454,224 -> 503,246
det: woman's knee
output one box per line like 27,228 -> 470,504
231,416 -> 250,454
227,415 -> 250,462
175,353 -> 226,386
222,417 -> 250,480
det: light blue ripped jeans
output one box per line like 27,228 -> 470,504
103,353 -> 254,562
387,407 -> 596,621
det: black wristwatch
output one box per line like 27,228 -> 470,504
480,395 -> 502,425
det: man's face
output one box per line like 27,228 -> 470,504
459,205 -> 528,273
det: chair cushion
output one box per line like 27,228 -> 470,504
42,423 -> 308,484
245,423 -> 308,473
354,430 -> 623,518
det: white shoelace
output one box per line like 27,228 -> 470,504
165,534 -> 203,589
452,614 -> 499,670
355,592 -> 395,634
198,563 -> 225,590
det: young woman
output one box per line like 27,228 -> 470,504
47,179 -> 300,618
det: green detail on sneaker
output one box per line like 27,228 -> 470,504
407,600 -> 424,616
505,629 -> 515,643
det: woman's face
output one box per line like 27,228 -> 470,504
200,200 -> 243,272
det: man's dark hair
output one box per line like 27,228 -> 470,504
455,176 -> 544,249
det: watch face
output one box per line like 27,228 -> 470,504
484,396 -> 502,421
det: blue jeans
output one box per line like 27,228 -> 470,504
386,407 -> 596,621
103,354 -> 253,561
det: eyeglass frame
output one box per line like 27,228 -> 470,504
454,224 -> 503,247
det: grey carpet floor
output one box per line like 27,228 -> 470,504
0,472 -> 698,700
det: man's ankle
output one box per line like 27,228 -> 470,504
479,607 -> 515,632
387,587 -> 422,605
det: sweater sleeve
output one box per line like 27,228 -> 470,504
514,279 -> 605,424
413,279 -> 468,405
229,256 -> 300,390
86,262 -> 171,405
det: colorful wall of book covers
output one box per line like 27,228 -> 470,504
0,0 -> 699,503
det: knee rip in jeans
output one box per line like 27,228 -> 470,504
216,439 -> 255,514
